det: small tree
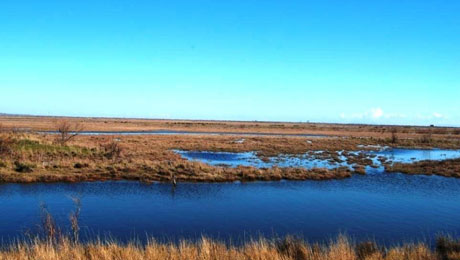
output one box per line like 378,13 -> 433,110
55,120 -> 83,145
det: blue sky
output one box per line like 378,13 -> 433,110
1,0 -> 459,126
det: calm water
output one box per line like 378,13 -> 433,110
1,175 -> 460,246
40,130 -> 327,138
176,148 -> 460,169
1,148 -> 460,246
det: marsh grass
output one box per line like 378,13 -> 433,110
14,139 -> 92,156
0,234 -> 458,260
1,132 -> 459,183
13,161 -> 35,173
385,158 -> 460,178
0,133 -> 14,156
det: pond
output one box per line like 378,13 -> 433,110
175,148 -> 460,170
1,148 -> 460,246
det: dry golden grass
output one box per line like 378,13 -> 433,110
386,158 -> 460,178
1,115 -> 460,140
0,133 -> 357,183
0,235 -> 454,260
1,126 -> 459,183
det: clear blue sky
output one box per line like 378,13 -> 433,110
1,0 -> 459,126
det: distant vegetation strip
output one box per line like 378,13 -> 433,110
1,120 -> 460,183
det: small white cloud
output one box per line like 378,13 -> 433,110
433,112 -> 444,118
371,108 -> 384,119
340,108 -> 409,122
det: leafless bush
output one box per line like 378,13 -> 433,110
54,120 -> 84,145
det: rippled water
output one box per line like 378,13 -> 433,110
1,175 -> 460,246
1,148 -> 460,246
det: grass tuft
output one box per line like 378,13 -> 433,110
13,161 -> 34,173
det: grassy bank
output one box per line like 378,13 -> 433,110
0,132 -> 355,183
1,235 -> 459,260
1,128 -> 460,183
386,158 -> 460,178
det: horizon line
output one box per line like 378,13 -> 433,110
1,112 -> 459,129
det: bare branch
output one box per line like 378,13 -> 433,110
54,120 -> 84,145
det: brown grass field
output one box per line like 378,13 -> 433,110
1,115 -> 460,139
386,158 -> 460,178
1,116 -> 460,259
1,115 -> 460,182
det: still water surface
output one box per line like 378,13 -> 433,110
176,148 -> 460,169
41,130 -> 327,138
1,176 -> 460,245
1,148 -> 460,245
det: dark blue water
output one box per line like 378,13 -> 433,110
1,173 -> 460,246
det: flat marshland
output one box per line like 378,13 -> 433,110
2,115 -> 460,139
1,116 -> 460,183
2,116 -> 460,260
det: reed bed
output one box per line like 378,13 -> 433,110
386,158 -> 460,178
1,235 -> 460,260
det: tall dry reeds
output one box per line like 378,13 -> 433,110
0,234 -> 457,260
